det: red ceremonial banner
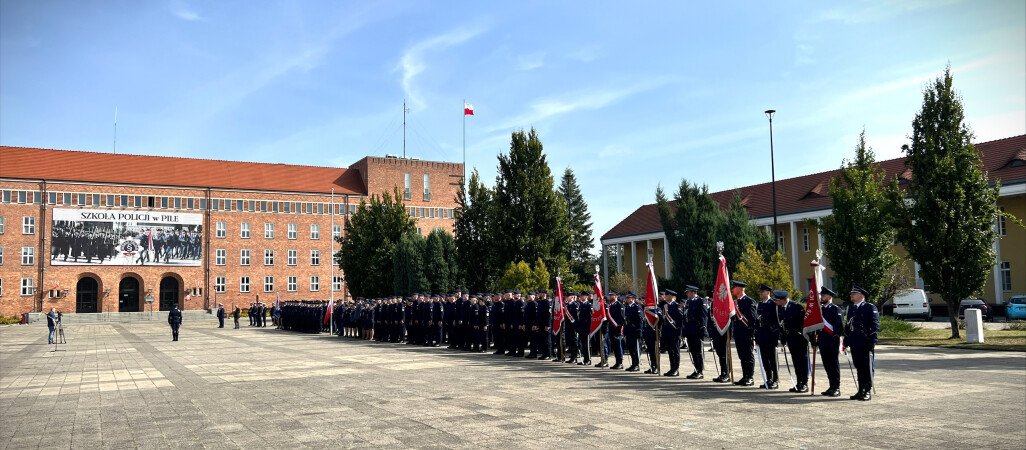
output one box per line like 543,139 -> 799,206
712,255 -> 735,335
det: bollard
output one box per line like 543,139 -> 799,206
965,308 -> 985,344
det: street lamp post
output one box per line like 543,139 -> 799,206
765,109 -> 779,253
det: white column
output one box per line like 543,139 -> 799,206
602,245 -> 609,292
914,261 -> 923,289
790,221 -> 799,291
663,238 -> 670,279
631,241 -> 638,284
616,244 -> 623,273
992,214 -> 1004,304
817,229 -> 827,278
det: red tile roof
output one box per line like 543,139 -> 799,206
602,135 -> 1026,240
0,146 -> 366,195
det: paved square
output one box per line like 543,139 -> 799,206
2,320 -> 1024,449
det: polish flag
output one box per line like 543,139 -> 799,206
324,298 -> 334,326
464,103 -> 474,115
553,277 -> 565,334
711,255 -> 736,335
643,263 -> 659,329
803,259 -> 828,335
590,273 -> 607,337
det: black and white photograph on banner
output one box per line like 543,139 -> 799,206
50,208 -> 203,266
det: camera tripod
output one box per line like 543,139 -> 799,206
52,320 -> 67,352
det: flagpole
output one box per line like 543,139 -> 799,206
330,188 -> 335,335
462,99 -> 466,184
810,346 -> 817,396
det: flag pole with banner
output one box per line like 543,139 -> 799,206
591,266 -> 608,366
554,275 -> 566,361
643,260 -> 660,374
712,241 -> 736,383
803,249 -> 827,395
463,101 -> 474,184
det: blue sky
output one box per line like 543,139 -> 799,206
2,1 -> 1024,245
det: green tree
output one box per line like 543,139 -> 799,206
424,228 -> 457,294
339,187 -> 416,298
492,128 -> 570,284
528,258 -> 551,291
558,168 -> 595,285
887,67 -> 1000,338
495,259 -> 551,292
454,170 -> 493,292
820,130 -> 899,304
719,191 -> 773,275
608,272 -> 637,295
393,232 -> 428,296
656,180 -> 723,294
734,243 -> 801,300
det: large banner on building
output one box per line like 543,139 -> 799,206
51,208 -> 203,266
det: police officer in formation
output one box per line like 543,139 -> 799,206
846,285 -> 879,401
622,292 -> 644,372
731,281 -> 757,386
682,286 -> 708,379
707,295 -> 731,383
815,287 -> 844,397
660,290 -> 683,376
775,289 -> 809,393
755,284 -> 781,389
606,292 -> 625,370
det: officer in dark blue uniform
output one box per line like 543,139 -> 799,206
622,292 -> 643,372
708,294 -> 731,383
524,292 -> 538,358
682,286 -> 708,379
430,295 -> 445,346
565,292 -> 580,363
641,292 -> 660,374
168,303 -> 183,341
815,287 -> 844,397
606,292 -> 625,369
731,281 -> 757,386
755,284 -> 780,389
845,284 -> 879,401
535,290 -> 552,360
576,292 -> 593,365
775,290 -> 809,393
661,290 -> 684,376
491,292 -> 507,355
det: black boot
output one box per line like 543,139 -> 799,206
712,373 -> 730,383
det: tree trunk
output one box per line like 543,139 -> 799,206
946,298 -> 960,339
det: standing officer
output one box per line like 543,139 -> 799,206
564,292 -> 580,364
524,292 -> 538,358
775,290 -> 809,393
623,292 -> 643,372
709,294 -> 731,383
755,284 -> 780,389
682,285 -> 708,379
661,290 -> 684,376
606,292 -> 625,370
846,285 -> 879,401
816,287 -> 844,397
576,291 -> 593,365
731,281 -> 757,386
216,303 -> 226,328
168,303 -> 183,341
491,292 -> 507,355
535,290 -> 553,360
641,292 -> 660,374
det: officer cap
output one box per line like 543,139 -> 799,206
758,284 -> 773,292
626,290 -> 636,297
566,291 -> 577,296
665,289 -> 678,296
455,289 -> 463,293
172,303 -> 179,308
539,289 -> 548,294
607,290 -> 618,296
772,290 -> 789,300
820,287 -> 837,297
684,285 -> 699,292
731,280 -> 747,288
850,285 -> 869,297
513,290 -> 522,295
504,289 -> 513,294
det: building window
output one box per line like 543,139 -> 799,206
249,201 -> 256,212
174,197 -> 181,209
998,207 -> 1007,237
161,197 -> 168,209
240,249 -> 251,266
287,250 -> 297,266
215,249 -> 226,266
310,224 -> 320,240
135,196 -> 142,208
0,216 -> 4,234
287,276 -> 297,292
0,246 -> 4,265
120,195 -> 128,207
21,247 -> 34,265
802,228 -> 810,252
18,191 -> 27,203
240,222 -> 251,239
200,198 -> 207,210
22,216 -> 35,235
1001,261 -> 1012,292
240,277 -> 250,293
215,277 -> 226,293
333,276 -> 343,292
310,276 -> 320,292
260,201 -> 267,212
265,223 -> 274,239
333,224 -> 342,241
0,278 -> 3,296
21,278 -> 34,296
187,198 -> 194,210
423,174 -> 431,201
216,222 -> 226,238
288,224 -> 297,240
264,249 -> 274,266
264,276 -> 274,293
310,250 -> 320,266
404,173 -> 411,200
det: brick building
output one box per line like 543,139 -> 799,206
601,134 -> 1025,307
0,147 -> 462,317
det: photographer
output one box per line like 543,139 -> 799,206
46,308 -> 58,344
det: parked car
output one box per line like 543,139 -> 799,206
892,288 -> 932,320
957,299 -> 994,322
1007,296 -> 1026,320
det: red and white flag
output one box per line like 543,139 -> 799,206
323,298 -> 334,325
553,276 -> 565,334
463,103 -> 474,115
803,259 -> 829,335
643,263 -> 659,329
146,231 -> 154,252
712,255 -> 736,335
590,273 -> 607,337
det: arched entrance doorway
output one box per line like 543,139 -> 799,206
159,276 -> 179,311
76,277 -> 99,313
119,277 -> 140,312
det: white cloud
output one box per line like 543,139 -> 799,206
835,55 -> 1011,106
171,1 -> 202,21
515,52 -> 545,71
397,25 -> 488,110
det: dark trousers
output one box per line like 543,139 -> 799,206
170,323 -> 181,341
566,328 -> 579,360
756,338 -> 779,383
851,345 -> 873,393
663,333 -> 681,371
234,317 -> 239,328
786,337 -> 809,385
535,329 -> 551,357
712,334 -> 729,375
819,342 -> 841,389
610,333 -> 624,365
685,336 -> 705,373
626,333 -> 640,367
430,325 -> 442,345
576,329 -> 591,362
735,337 -> 755,379
643,331 -> 657,370
218,317 -> 224,328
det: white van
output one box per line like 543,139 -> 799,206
893,288 -> 932,320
